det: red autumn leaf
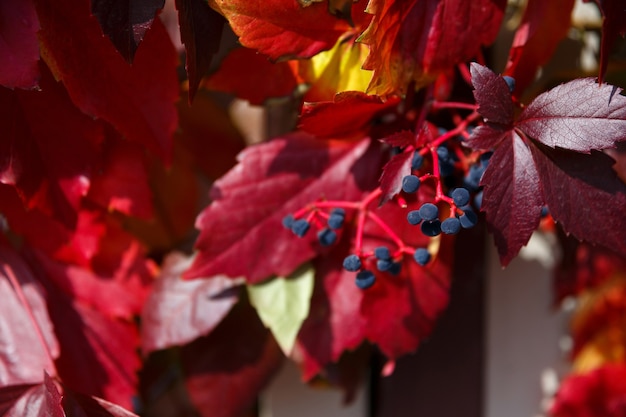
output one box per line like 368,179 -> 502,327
0,246 -> 59,386
29,251 -> 141,409
175,0 -> 225,102
141,252 -> 242,354
469,62 -> 514,127
0,65 -> 104,227
504,0 -> 575,96
586,0 -> 626,84
186,133 -> 382,283
480,132 -> 543,265
203,47 -> 299,105
1,373 -> 64,417
550,364 -> 626,417
360,0 -> 506,95
530,144 -> 626,257
34,0 -> 178,161
517,79 -> 626,152
63,391 -> 139,417
298,92 -> 404,140
90,0 -> 165,63
207,0 -> 369,61
378,150 -> 412,204
181,301 -> 283,417
0,0 -> 40,89
87,133 -> 153,219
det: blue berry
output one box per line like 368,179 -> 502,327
463,164 -> 484,191
401,175 -> 421,193
291,219 -> 310,237
317,228 -> 337,246
343,254 -> 361,272
413,248 -> 431,266
437,146 -> 450,162
503,75 -> 516,93
418,203 -> 439,222
420,220 -> 441,237
474,190 -> 483,209
412,152 -> 424,170
282,214 -> 295,229
451,188 -> 470,207
460,209 -> 478,228
479,151 -> 493,168
374,246 -> 391,260
407,210 -> 422,225
376,259 -> 393,272
331,208 -> 346,218
355,270 -> 376,289
541,206 -> 549,217
441,217 -> 461,234
388,262 -> 402,275
327,214 -> 344,229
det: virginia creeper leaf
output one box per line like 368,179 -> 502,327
63,392 -> 139,417
175,0 -> 224,102
517,78 -> 626,152
587,0 -> 626,84
141,252 -> 243,354
2,373 -> 64,417
207,0 -> 369,61
34,0 -> 178,161
550,364 -> 626,417
0,0 -> 40,89
0,246 -> 59,386
186,133 -> 382,283
503,0 -> 575,96
530,144 -> 626,257
247,264 -> 314,355
298,92 -> 404,140
480,132 -> 543,265
378,150 -> 412,204
203,47 -> 299,105
360,0 -> 506,95
181,301 -> 283,417
90,0 -> 164,63
470,63 -> 514,127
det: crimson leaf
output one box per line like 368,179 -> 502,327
2,373 -> 64,417
0,0 -> 40,89
586,0 -> 626,83
186,133 -> 382,283
141,252 -> 242,354
517,78 -> 626,152
378,151 -> 413,204
479,132 -> 543,265
469,62 -> 514,126
90,0 -> 165,63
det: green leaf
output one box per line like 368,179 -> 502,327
247,265 -> 314,355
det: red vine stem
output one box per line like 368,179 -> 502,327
430,101 -> 478,111
1,262 -> 57,376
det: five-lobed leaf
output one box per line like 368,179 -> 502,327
247,264 -> 314,355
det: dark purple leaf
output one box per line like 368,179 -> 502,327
586,0 -> 626,83
517,78 -> 626,152
470,63 -> 514,126
90,0 -> 165,63
466,124 -> 510,150
175,0 -> 225,102
141,252 -> 242,354
530,143 -> 626,256
480,131 -> 543,265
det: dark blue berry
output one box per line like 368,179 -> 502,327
451,188 -> 470,207
327,214 -> 344,229
407,210 -> 422,225
343,254 -> 361,272
441,217 -> 461,234
474,190 -> 483,209
374,246 -> 391,260
376,259 -> 393,272
541,206 -> 549,218
437,146 -> 450,162
413,248 -> 431,266
420,220 -> 442,237
479,151 -> 493,168
401,175 -> 421,193
463,164 -> 484,191
291,219 -> 310,237
317,228 -> 337,246
331,208 -> 346,218
282,214 -> 295,229
503,75 -> 516,93
355,270 -> 376,289
460,209 -> 478,228
418,203 -> 439,222
412,152 -> 424,170
388,262 -> 402,275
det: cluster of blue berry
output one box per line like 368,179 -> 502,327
282,207 -> 345,247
